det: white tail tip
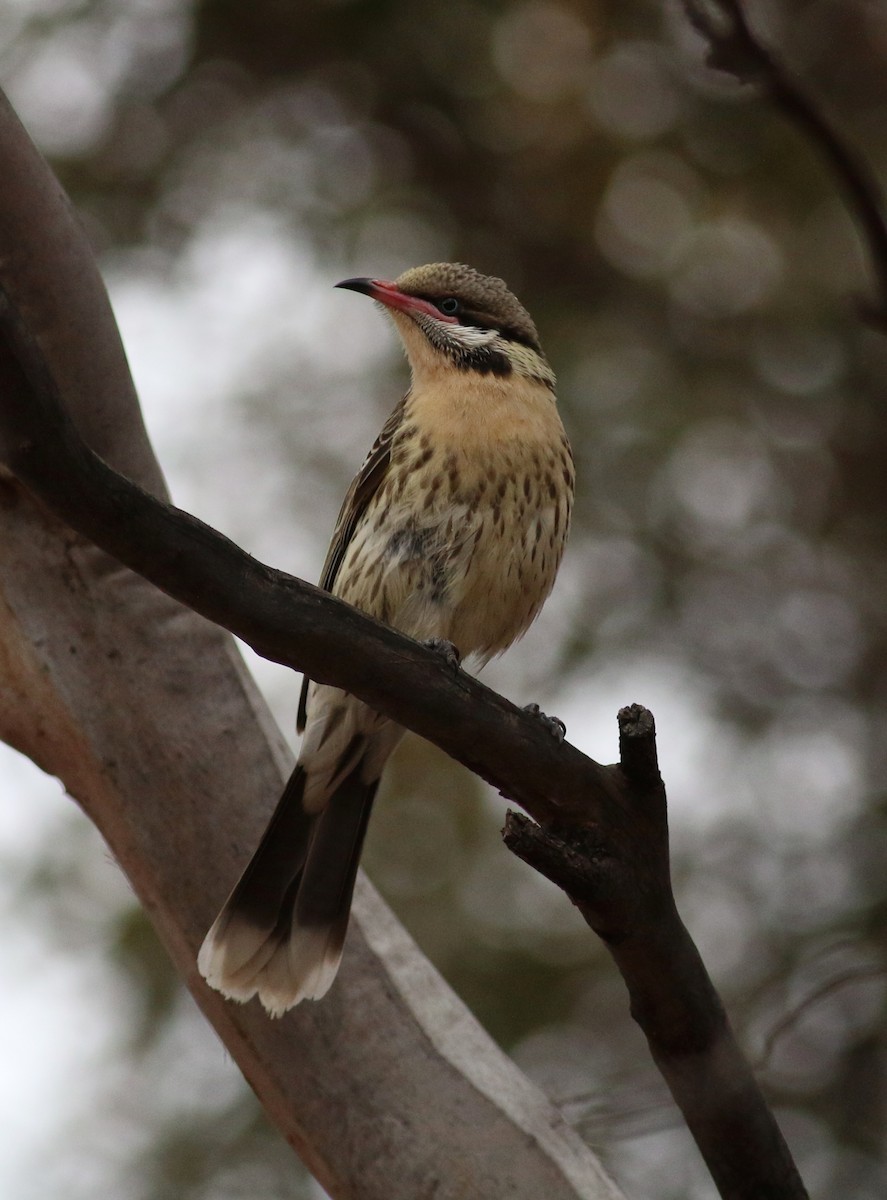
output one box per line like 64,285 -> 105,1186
198,914 -> 344,1017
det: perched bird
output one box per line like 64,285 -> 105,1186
198,263 -> 574,1015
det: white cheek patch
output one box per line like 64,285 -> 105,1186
448,324 -> 500,350
408,312 -> 555,386
415,313 -> 498,349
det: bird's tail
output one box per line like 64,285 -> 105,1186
198,759 -> 378,1016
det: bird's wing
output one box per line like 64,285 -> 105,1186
297,396 -> 406,733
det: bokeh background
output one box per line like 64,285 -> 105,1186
1,1 -> 885,1197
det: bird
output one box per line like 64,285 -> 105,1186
198,263 -> 574,1016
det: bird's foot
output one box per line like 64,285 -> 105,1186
523,702 -> 566,742
423,637 -> 462,671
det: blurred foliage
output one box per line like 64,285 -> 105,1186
2,0 -> 887,1197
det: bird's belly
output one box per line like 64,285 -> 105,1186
381,477 -> 566,659
336,429 -> 572,660
444,499 -> 565,658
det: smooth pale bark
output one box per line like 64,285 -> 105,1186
0,91 -> 623,1199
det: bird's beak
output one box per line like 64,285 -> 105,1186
335,277 -> 459,324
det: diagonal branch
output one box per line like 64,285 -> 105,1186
0,278 -> 620,832
0,86 -> 620,1200
0,85 -> 807,1200
684,0 -> 887,325
505,706 -> 808,1200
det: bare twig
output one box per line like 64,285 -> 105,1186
684,0 -> 887,326
754,962 -> 885,1072
505,706 -> 808,1200
560,957 -> 886,1143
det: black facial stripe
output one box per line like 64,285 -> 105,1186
416,310 -> 554,387
448,345 -> 513,377
405,293 -> 541,353
486,322 -> 541,353
455,310 -> 541,353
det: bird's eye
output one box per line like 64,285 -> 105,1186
439,297 -> 461,316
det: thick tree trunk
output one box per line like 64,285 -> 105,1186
0,91 -> 621,1200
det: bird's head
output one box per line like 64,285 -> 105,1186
336,263 -> 555,389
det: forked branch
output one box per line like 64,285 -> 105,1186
0,87 -> 807,1200
505,707 -> 807,1200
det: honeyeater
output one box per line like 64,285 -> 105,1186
198,263 -> 574,1015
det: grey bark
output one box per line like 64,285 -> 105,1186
0,90 -> 622,1198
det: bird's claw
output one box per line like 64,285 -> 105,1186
423,637 -> 462,671
523,702 -> 566,742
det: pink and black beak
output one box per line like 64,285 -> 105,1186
335,277 -> 459,324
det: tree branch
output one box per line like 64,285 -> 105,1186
0,283 -> 808,1194
0,86 -> 807,1199
505,707 -> 808,1200
0,274 -> 622,833
683,0 -> 887,326
0,88 -> 620,1200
